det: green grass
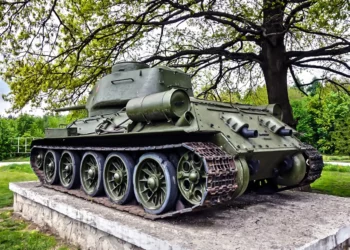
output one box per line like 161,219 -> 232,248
311,171 -> 350,197
1,156 -> 30,162
0,210 -> 56,250
323,164 -> 350,172
0,164 -> 74,249
0,210 -> 73,250
0,164 -> 37,209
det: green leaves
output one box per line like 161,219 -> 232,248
0,0 -> 349,118
291,84 -> 350,154
0,113 -> 82,160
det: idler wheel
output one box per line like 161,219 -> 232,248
103,152 -> 135,205
43,150 -> 60,184
59,151 -> 81,189
177,152 -> 207,205
134,153 -> 178,215
33,149 -> 44,169
80,151 -> 105,197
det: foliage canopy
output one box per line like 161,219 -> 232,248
1,0 -> 350,124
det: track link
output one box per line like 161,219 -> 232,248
30,142 -> 238,220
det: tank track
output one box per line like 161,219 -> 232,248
30,142 -> 238,220
299,143 -> 324,186
277,143 -> 324,192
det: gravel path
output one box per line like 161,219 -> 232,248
325,161 -> 350,166
0,162 -> 30,167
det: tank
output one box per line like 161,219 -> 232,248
30,62 -> 324,219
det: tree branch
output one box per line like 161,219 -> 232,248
289,66 -> 308,95
285,1 -> 312,26
294,63 -> 350,78
296,57 -> 350,71
291,25 -> 350,43
287,43 -> 350,62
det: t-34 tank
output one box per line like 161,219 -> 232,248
30,62 -> 324,219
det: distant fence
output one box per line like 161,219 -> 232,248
10,137 -> 41,154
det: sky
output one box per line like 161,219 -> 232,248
0,78 -> 44,116
0,78 -> 10,115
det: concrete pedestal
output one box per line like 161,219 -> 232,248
10,182 -> 350,250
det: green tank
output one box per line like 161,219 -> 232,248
30,62 -> 324,219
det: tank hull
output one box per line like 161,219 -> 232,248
31,80 -> 324,217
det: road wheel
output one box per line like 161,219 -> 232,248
44,150 -> 60,184
134,152 -> 178,215
177,151 -> 207,205
80,151 -> 105,197
103,152 -> 135,204
59,151 -> 80,189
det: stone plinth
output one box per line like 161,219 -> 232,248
10,182 -> 350,250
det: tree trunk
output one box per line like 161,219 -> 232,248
260,46 -> 295,126
260,0 -> 296,127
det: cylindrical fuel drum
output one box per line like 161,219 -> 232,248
126,89 -> 190,122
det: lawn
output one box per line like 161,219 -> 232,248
311,170 -> 350,197
0,164 -> 37,208
0,164 -> 74,250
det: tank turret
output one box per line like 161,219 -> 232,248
55,62 -> 194,117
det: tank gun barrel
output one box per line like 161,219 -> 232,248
54,105 -> 86,112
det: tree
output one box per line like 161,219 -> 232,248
332,116 -> 350,156
1,0 -> 350,125
291,84 -> 350,154
0,117 -> 17,160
